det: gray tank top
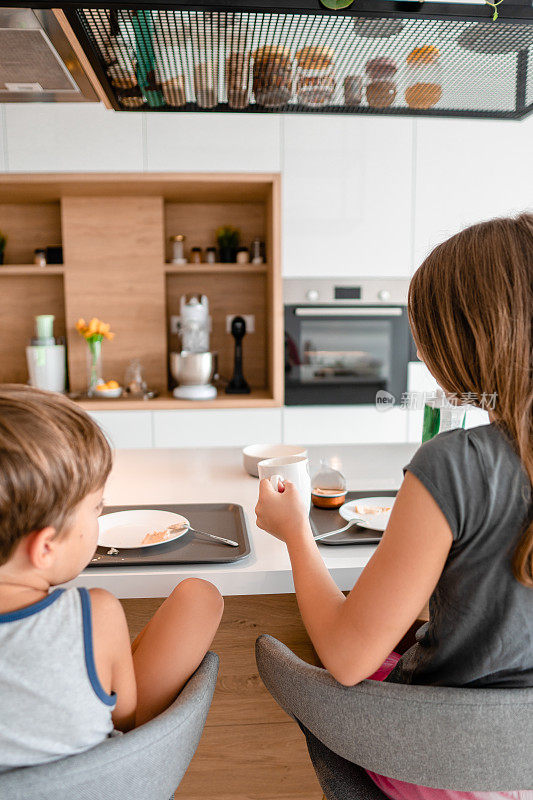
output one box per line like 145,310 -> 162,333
387,423 -> 533,688
0,586 -> 115,772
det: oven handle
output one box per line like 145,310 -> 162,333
294,307 -> 403,317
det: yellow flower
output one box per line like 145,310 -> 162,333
75,317 -> 114,341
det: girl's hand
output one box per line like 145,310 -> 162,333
255,479 -> 312,546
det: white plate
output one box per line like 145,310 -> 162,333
98,510 -> 190,549
94,386 -> 123,399
339,496 -> 396,532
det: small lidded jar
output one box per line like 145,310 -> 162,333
365,56 -> 398,109
311,458 -> 347,509
190,247 -> 203,264
225,23 -> 251,109
295,45 -> 336,107
154,46 -> 186,108
253,45 -> 293,108
34,248 -> 47,268
236,247 -> 250,264
404,45 -> 442,110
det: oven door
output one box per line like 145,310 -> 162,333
285,305 -> 410,406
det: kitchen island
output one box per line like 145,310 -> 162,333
72,442 -> 418,598
72,442 -> 418,800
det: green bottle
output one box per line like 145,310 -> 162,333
422,390 -> 466,443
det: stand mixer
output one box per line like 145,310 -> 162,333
170,294 -> 218,400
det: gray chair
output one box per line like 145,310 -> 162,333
0,651 -> 219,800
256,635 -> 533,799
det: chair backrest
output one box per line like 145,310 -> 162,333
0,651 -> 219,800
256,635 -> 533,791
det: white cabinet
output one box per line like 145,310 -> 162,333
88,410 -> 153,449
282,115 -> 414,278
4,104 -> 143,172
145,112 -> 281,172
153,407 -> 283,448
283,405 -> 407,445
413,115 -> 533,266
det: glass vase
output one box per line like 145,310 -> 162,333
87,338 -> 103,397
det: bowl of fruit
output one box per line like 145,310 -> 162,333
94,380 -> 122,399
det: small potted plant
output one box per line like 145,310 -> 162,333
216,226 -> 240,263
75,317 -> 115,396
0,231 -> 7,265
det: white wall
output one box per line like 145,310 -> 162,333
1,104 -> 531,278
1,104 -> 529,447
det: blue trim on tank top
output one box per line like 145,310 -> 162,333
78,587 -> 117,707
0,588 -> 64,623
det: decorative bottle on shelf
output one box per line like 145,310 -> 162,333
170,234 -> 187,265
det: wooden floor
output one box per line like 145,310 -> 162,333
121,594 -> 323,800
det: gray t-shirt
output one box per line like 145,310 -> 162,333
387,423 -> 533,688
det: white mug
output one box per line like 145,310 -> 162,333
257,455 -> 311,511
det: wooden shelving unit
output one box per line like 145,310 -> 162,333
0,265 -> 64,276
164,263 -> 268,274
0,173 -> 282,408
76,388 -> 279,411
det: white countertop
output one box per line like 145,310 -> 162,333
71,444 -> 417,598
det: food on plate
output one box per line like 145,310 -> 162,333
141,528 -> 174,545
366,80 -> 396,108
405,82 -> 442,109
353,503 -> 392,515
365,56 -> 398,79
406,45 -> 440,65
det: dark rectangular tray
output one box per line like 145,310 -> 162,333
87,503 -> 251,567
310,490 -> 397,546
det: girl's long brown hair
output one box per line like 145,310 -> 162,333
408,213 -> 533,587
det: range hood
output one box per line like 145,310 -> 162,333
7,2 -> 533,118
0,7 -> 104,102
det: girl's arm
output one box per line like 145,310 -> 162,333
255,471 -> 453,686
90,589 -> 137,731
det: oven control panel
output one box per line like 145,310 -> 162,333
285,278 -> 409,306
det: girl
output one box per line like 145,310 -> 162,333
255,213 -> 533,799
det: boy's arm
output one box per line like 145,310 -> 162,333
90,589 -> 137,732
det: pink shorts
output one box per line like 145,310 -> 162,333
365,653 -> 532,800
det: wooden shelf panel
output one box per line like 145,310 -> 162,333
165,263 -> 268,274
76,389 -> 280,410
0,265 -> 64,275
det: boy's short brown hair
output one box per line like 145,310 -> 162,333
0,384 -> 112,565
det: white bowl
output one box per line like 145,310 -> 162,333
94,386 -> 123,399
242,444 -> 308,478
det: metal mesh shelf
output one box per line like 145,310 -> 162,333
69,4 -> 533,118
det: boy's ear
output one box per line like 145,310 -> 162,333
26,527 -> 59,570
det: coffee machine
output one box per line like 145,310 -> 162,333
170,294 -> 218,400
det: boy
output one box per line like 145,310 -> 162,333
0,384 -> 223,771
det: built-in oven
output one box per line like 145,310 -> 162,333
284,278 -> 413,406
